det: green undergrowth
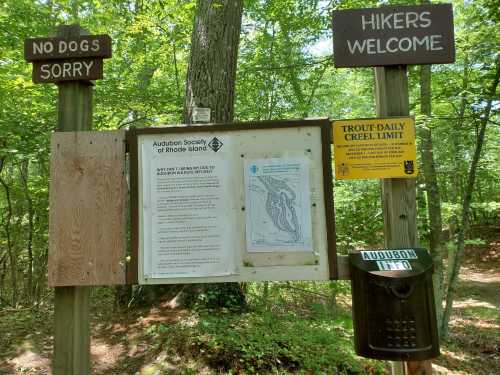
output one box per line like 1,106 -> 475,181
144,304 -> 385,374
0,308 -> 52,363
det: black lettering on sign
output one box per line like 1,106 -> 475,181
32,59 -> 103,84
24,35 -> 112,61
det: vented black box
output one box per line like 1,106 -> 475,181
349,248 -> 440,361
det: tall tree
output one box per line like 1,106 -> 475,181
179,0 -> 245,308
418,61 -> 445,337
413,0 -> 445,339
430,0 -> 500,337
441,55 -> 500,338
183,0 -> 243,124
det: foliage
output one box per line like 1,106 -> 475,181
193,283 -> 247,311
334,180 -> 383,252
2,238 -> 499,374
0,1 -> 498,366
145,289 -> 385,374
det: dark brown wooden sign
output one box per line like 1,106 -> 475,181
24,34 -> 111,61
32,59 -> 103,84
332,4 -> 454,68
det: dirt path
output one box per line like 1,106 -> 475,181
433,231 -> 500,375
1,234 -> 498,374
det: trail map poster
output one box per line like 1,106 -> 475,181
244,158 -> 313,252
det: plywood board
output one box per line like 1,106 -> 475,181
49,131 -> 127,286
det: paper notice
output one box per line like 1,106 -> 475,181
244,158 -> 313,252
141,135 -> 234,278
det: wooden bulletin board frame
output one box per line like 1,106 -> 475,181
127,118 -> 337,284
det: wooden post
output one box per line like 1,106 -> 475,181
53,25 -> 92,375
374,65 -> 432,375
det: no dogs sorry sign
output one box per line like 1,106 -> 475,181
24,34 -> 111,83
332,4 -> 454,67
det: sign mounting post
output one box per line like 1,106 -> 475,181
332,4 -> 455,375
25,25 -> 112,374
375,63 -> 423,375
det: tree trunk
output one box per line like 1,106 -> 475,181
20,160 -> 35,303
178,0 -> 245,309
418,63 -> 444,337
0,156 -> 17,307
266,23 -> 277,120
445,54 -> 469,295
441,56 -> 500,338
183,0 -> 243,124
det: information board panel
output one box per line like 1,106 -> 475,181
128,119 -> 336,284
332,117 -> 417,180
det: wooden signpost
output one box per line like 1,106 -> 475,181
332,4 -> 454,68
20,4 -> 454,374
24,33 -> 111,84
332,3 -> 455,375
25,25 -> 112,375
31,59 -> 104,83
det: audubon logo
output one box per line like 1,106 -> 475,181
208,137 -> 223,152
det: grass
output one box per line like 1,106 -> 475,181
1,275 -> 498,375
1,233 -> 498,375
144,296 -> 385,374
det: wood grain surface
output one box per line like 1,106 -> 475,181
48,130 -> 126,286
375,66 -> 432,374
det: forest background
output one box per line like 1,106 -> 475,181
0,0 -> 498,374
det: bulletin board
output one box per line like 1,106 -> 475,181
127,118 -> 336,284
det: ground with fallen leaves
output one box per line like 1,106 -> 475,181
1,227 -> 498,374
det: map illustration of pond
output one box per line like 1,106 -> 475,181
245,158 -> 313,252
258,175 -> 301,241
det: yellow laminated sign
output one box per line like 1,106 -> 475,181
332,117 -> 418,180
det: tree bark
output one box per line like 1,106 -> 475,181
19,160 -> 35,303
445,54 -> 469,297
178,0 -> 245,309
418,63 -> 444,337
183,0 -> 243,124
0,162 -> 17,307
441,56 -> 500,338
266,23 -> 277,120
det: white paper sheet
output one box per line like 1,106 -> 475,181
141,135 -> 235,278
244,158 -> 313,252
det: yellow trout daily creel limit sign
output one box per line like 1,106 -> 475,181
332,117 -> 417,180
